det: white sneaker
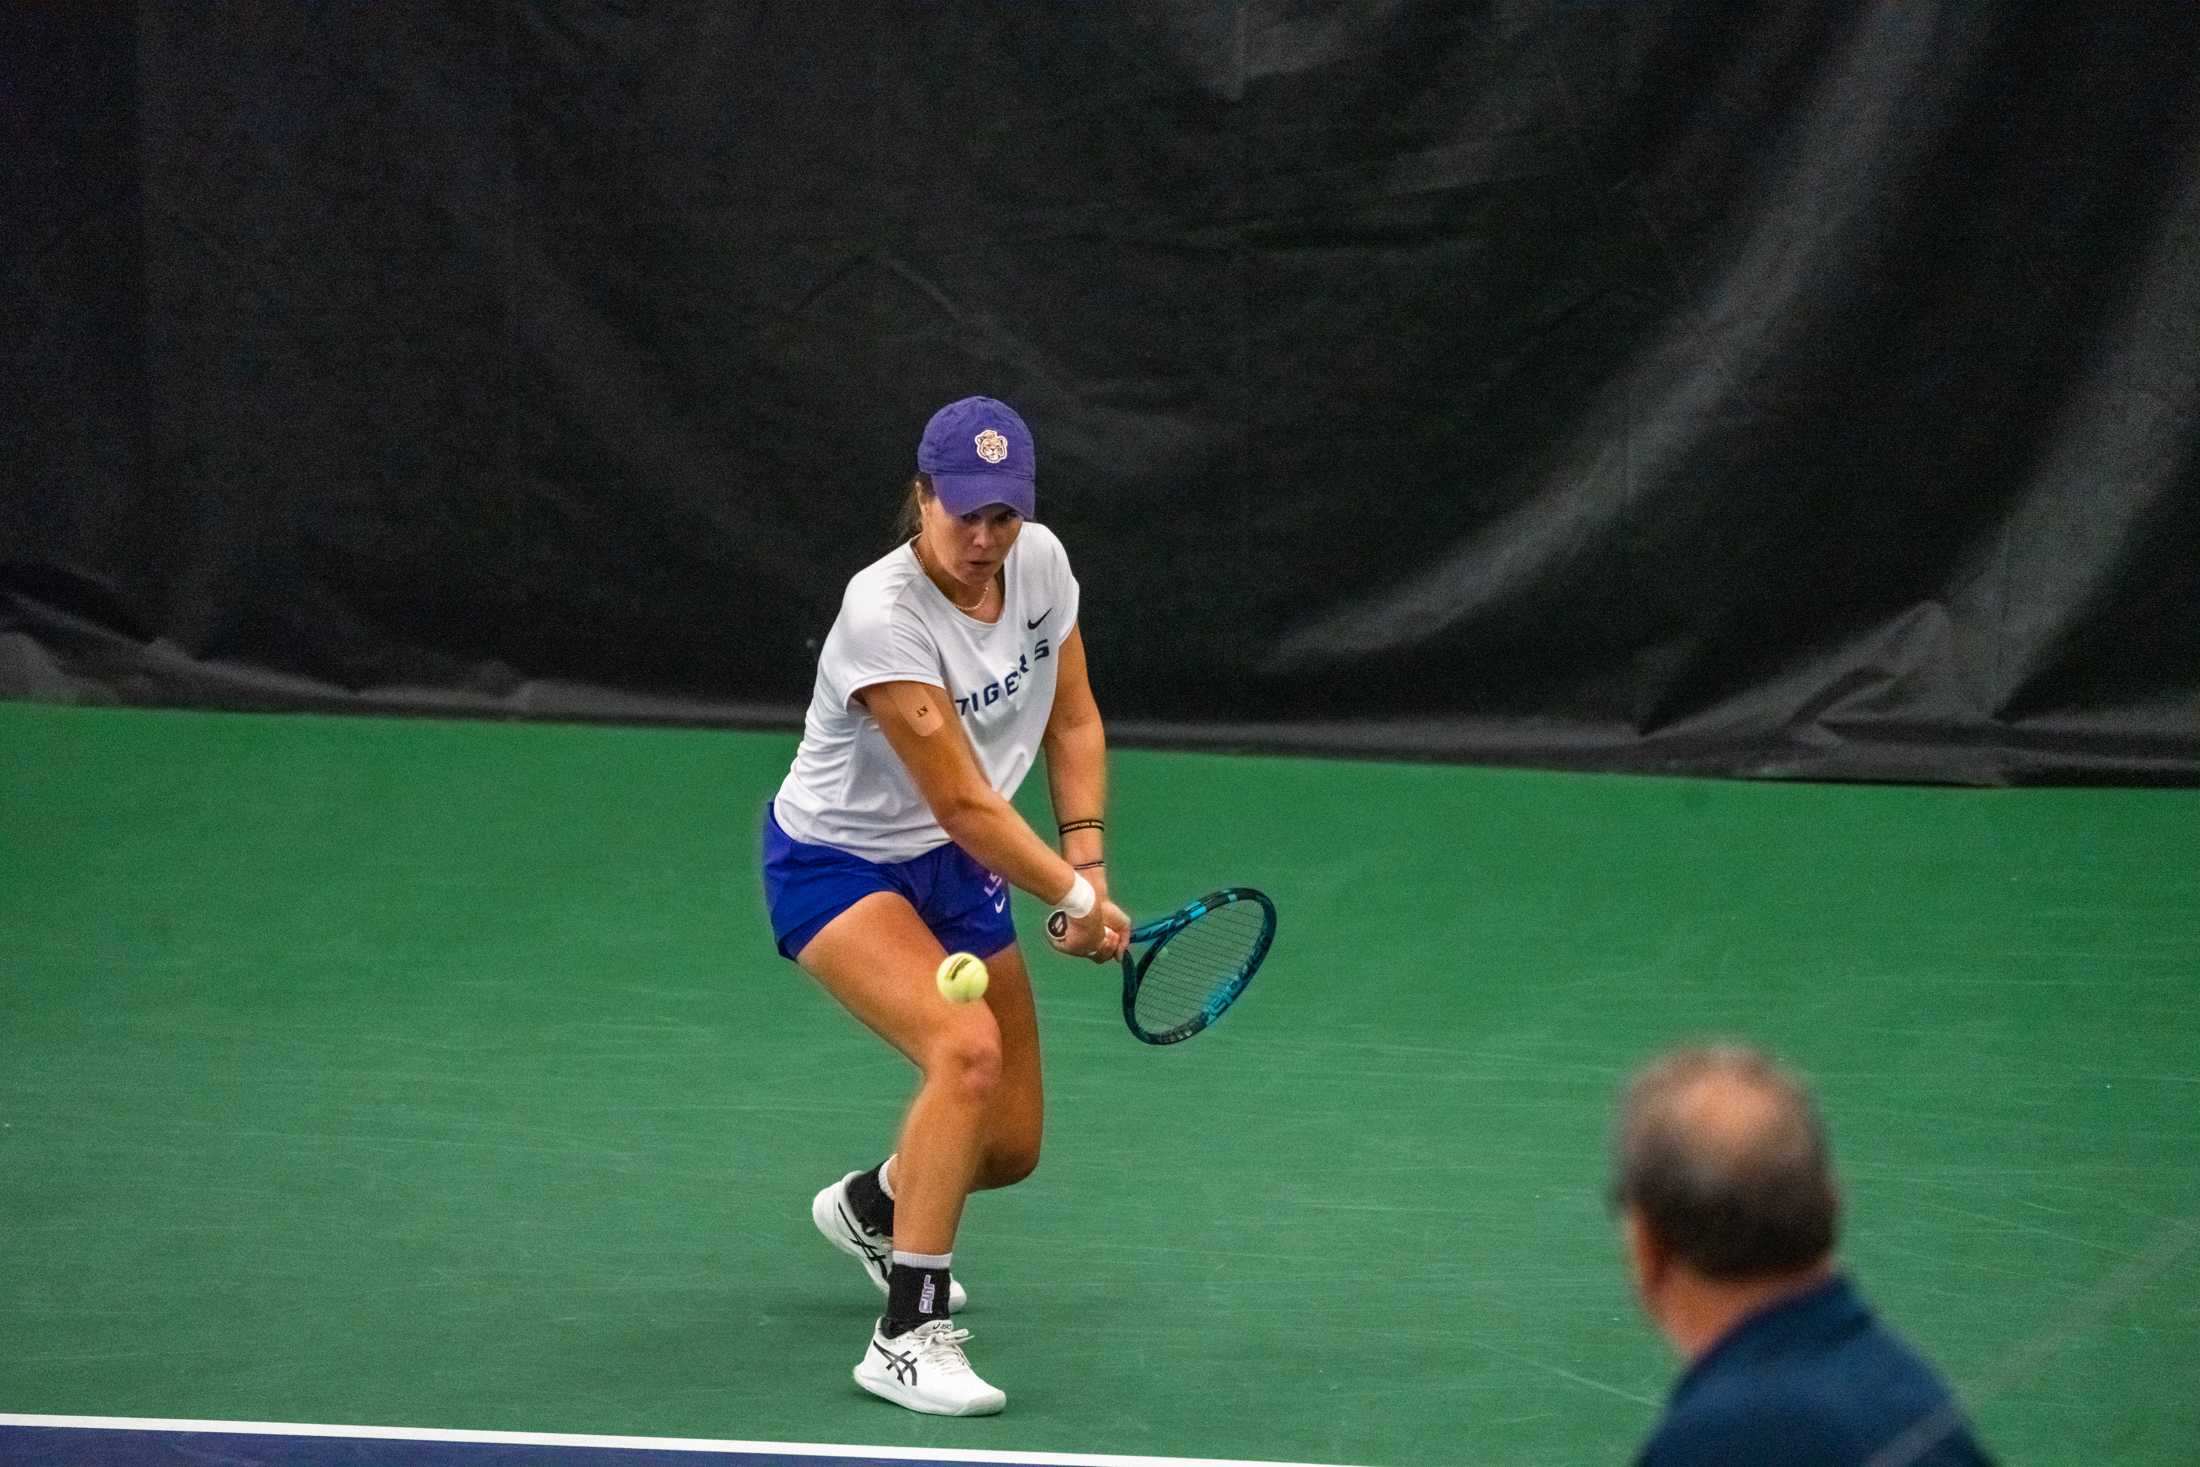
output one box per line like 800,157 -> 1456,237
810,1172 -> 968,1311
854,1318 -> 1005,1416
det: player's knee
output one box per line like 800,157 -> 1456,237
927,1019 -> 1002,1105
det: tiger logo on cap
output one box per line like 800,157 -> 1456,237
974,428 -> 1009,465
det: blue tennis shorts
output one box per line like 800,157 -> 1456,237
761,802 -> 1017,963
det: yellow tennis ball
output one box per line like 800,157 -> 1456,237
935,951 -> 989,1004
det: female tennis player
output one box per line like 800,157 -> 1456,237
762,396 -> 1130,1416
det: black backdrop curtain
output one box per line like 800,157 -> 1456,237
6,3 -> 2197,783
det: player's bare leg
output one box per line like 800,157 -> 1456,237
798,892 -> 1006,1414
973,940 -> 1043,1190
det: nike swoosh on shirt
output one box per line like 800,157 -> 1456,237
1025,609 -> 1053,630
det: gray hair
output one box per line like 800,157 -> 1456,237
1612,1044 -> 1839,1280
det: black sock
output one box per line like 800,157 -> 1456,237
883,1251 -> 953,1336
846,1160 -> 894,1235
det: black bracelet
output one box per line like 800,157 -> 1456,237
1058,818 -> 1105,836
1073,859 -> 1107,870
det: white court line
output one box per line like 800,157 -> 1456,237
0,1415 -> 1365,1467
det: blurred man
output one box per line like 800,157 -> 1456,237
1613,1045 -> 1994,1466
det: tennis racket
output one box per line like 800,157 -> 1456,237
1116,887 -> 1276,1045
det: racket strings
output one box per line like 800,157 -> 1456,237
1132,903 -> 1267,1033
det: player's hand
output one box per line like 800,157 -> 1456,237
1083,868 -> 1130,963
1095,898 -> 1131,962
1048,903 -> 1107,959
1048,901 -> 1127,963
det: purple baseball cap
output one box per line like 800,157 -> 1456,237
917,396 -> 1037,518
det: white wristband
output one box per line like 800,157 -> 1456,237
1054,872 -> 1096,920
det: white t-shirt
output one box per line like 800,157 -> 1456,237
773,521 -> 1081,862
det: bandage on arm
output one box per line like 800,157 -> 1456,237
882,680 -> 946,737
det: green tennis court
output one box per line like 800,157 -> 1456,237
2,702 -> 2195,1464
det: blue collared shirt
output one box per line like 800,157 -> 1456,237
1638,1274 -> 1995,1466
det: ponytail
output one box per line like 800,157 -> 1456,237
896,472 -> 932,543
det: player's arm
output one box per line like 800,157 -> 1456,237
1040,627 -> 1132,940
858,679 -> 1119,958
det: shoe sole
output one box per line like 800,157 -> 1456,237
853,1365 -> 1005,1416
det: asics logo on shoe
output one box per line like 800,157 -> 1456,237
836,1202 -> 890,1268
873,1340 -> 920,1386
